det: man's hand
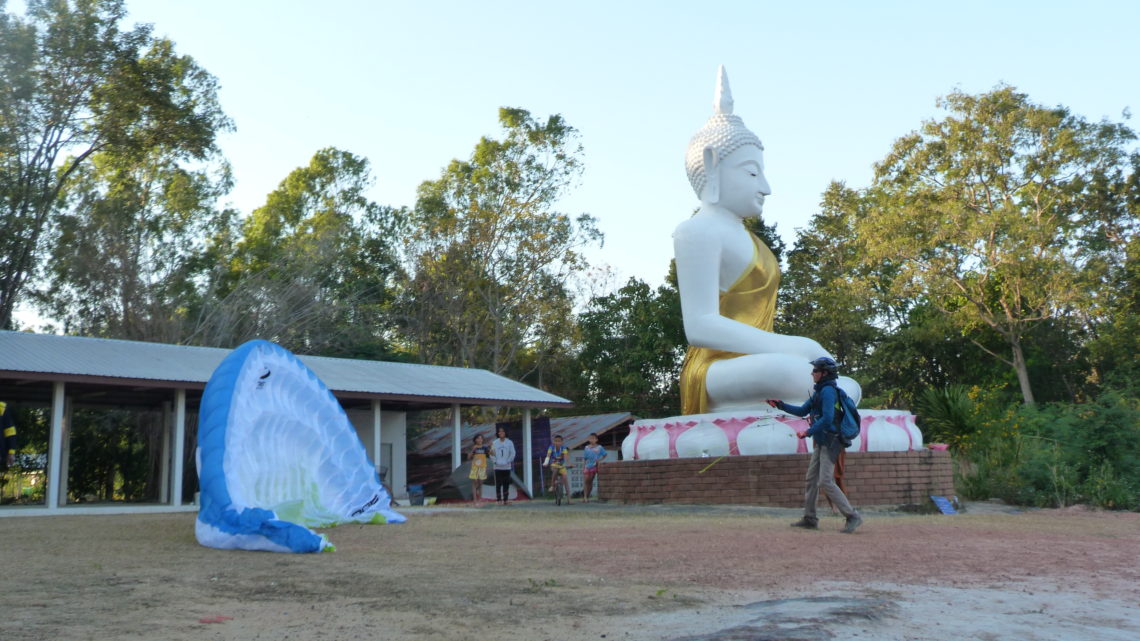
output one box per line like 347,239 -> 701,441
796,431 -> 807,440
766,399 -> 779,408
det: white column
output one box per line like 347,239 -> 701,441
159,401 -> 171,503
47,381 -> 65,510
523,408 -> 533,498
390,411 -> 408,499
59,396 -> 72,503
171,389 -> 186,507
451,403 -> 462,471
372,399 -> 383,478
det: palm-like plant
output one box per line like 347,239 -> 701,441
916,385 -> 976,450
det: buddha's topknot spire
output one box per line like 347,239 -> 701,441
714,64 -> 733,116
685,66 -> 763,199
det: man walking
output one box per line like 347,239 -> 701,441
768,357 -> 863,534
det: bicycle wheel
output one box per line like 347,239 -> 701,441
554,479 -> 563,506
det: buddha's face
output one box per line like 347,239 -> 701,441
715,144 -> 770,218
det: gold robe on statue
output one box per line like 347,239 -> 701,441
679,232 -> 780,415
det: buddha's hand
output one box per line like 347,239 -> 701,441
784,335 -> 830,360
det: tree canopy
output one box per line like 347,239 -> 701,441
575,274 -> 685,417
778,182 -> 881,379
196,147 -> 406,357
398,107 -> 601,379
0,0 -> 230,329
859,86 -> 1138,405
38,144 -> 232,341
4,0 -> 1138,441
7,1 -> 1139,510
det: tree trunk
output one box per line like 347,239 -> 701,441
1010,335 -> 1036,406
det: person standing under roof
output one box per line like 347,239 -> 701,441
490,427 -> 516,505
467,433 -> 491,506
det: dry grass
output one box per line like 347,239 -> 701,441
3,503 -> 1139,640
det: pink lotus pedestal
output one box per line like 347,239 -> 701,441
621,408 -> 923,460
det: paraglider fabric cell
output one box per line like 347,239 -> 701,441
196,339 -> 405,553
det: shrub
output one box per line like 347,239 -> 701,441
955,389 -> 1140,510
916,384 -> 976,450
1082,461 -> 1137,510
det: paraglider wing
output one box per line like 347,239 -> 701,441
196,340 -> 405,553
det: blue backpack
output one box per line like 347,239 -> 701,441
832,388 -> 861,448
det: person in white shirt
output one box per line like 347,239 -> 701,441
490,427 -> 516,505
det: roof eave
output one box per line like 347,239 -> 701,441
1,369 -> 574,408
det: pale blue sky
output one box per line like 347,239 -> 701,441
123,0 -> 1139,290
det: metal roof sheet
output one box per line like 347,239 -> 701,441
0,331 -> 571,407
412,411 -> 635,456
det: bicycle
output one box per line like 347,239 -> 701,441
546,463 -> 572,506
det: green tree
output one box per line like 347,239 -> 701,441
861,86 -> 1138,405
66,408 -> 163,503
575,275 -> 685,417
37,146 -> 232,342
0,0 -> 230,329
778,182 -> 881,380
1087,225 -> 1140,388
863,302 -> 1012,409
194,148 -> 406,357
744,215 -> 785,264
399,107 -> 601,378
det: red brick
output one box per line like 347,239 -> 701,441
602,451 -> 953,506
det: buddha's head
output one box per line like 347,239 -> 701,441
685,66 -> 770,214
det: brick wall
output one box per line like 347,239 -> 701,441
597,450 -> 954,507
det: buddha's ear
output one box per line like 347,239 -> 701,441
701,146 -> 719,204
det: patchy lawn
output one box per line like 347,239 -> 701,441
3,502 -> 1139,640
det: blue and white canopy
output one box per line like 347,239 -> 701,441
196,340 -> 404,553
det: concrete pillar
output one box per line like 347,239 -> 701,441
523,408 -> 533,498
59,396 -> 72,504
47,382 -> 65,509
372,399 -> 383,478
451,403 -> 462,471
160,401 -> 171,503
171,389 -> 186,507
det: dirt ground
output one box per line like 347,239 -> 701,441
3,500 -> 1139,641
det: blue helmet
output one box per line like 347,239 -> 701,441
809,356 -> 838,374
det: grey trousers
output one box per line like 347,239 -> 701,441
804,439 -> 857,519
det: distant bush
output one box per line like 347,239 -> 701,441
953,389 -> 1140,510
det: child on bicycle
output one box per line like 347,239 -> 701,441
543,434 -> 572,504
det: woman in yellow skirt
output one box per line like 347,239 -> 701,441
468,434 -> 490,505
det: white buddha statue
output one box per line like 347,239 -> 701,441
674,66 -> 862,415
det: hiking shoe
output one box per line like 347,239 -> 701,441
790,517 -> 818,529
841,514 -> 863,534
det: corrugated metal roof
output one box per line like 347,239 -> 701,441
0,331 -> 572,407
412,411 -> 635,456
